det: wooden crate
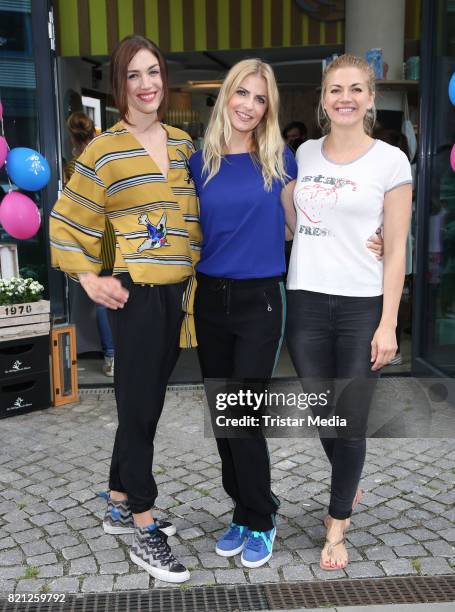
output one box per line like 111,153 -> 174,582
0,300 -> 50,341
0,334 -> 50,382
0,371 -> 51,419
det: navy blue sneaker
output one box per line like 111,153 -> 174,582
241,527 -> 276,568
215,523 -> 249,557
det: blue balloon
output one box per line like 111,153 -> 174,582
449,73 -> 455,106
6,147 -> 50,191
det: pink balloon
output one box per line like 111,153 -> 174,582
0,136 -> 7,169
451,144 -> 455,172
0,192 -> 41,239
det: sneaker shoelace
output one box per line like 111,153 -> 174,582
146,531 -> 179,566
246,531 -> 266,551
225,523 -> 243,540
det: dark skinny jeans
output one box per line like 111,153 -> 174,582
286,289 -> 382,520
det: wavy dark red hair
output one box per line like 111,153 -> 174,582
110,35 -> 168,124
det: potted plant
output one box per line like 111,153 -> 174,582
0,277 -> 50,340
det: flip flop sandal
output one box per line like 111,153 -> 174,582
323,488 -> 364,529
319,535 -> 348,571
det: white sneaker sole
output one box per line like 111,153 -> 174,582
130,551 -> 190,583
102,522 -> 135,535
159,524 -> 177,537
102,522 -> 176,537
241,550 -> 272,568
241,530 -> 276,568
215,541 -> 245,557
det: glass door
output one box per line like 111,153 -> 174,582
413,0 -> 455,376
0,0 -> 66,315
0,1 -> 46,283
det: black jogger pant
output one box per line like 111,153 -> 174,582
108,274 -> 185,514
194,272 -> 284,531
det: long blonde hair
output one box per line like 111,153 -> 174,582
202,59 -> 286,191
317,54 -> 377,135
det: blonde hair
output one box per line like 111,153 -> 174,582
202,59 -> 286,191
317,54 -> 376,135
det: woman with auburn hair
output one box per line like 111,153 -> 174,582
50,35 -> 201,583
189,58 -> 296,569
284,54 -> 412,570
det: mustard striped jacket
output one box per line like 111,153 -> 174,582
50,122 -> 201,348
65,156 -> 116,271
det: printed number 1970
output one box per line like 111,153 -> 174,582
4,305 -> 33,316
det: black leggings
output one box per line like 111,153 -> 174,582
194,272 -> 284,531
286,289 -> 382,520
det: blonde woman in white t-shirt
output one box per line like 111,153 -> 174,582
283,55 -> 412,571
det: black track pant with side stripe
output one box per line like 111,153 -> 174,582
194,272 -> 284,532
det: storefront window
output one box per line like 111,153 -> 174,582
0,0 -> 49,291
422,0 -> 455,374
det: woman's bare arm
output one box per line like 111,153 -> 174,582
371,183 -> 412,370
281,179 -> 296,236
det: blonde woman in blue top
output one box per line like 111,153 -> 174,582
189,59 -> 297,568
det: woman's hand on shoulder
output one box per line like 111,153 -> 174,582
79,272 -> 129,309
370,323 -> 397,371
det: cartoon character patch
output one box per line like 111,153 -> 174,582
137,212 -> 169,252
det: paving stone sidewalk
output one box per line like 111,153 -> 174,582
0,385 -> 454,596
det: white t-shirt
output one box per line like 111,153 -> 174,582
287,137 -> 412,297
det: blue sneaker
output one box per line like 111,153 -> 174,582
215,523 -> 249,557
241,527 -> 276,568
